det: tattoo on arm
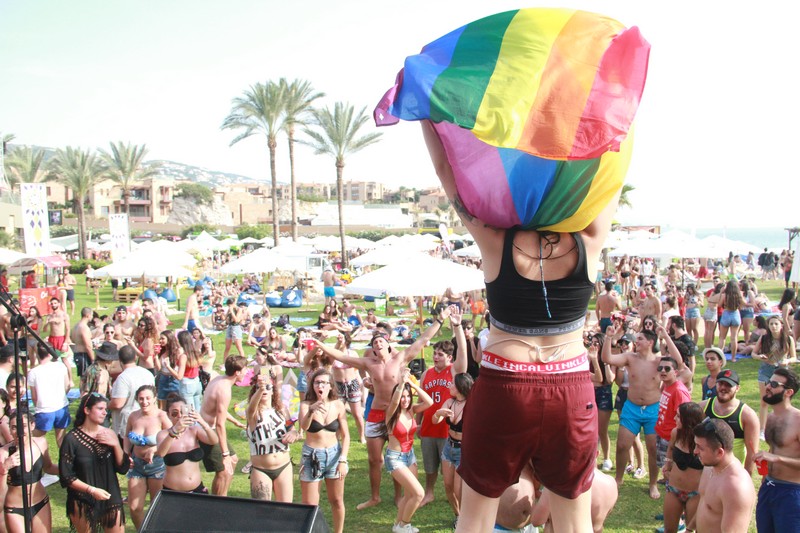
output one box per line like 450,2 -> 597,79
451,193 -> 475,224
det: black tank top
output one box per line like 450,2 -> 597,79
703,398 -> 745,439
485,228 -> 593,329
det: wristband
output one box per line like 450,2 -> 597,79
339,459 -> 348,464
452,323 -> 462,328
222,451 -> 231,457
435,318 -> 444,326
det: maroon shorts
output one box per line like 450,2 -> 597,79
457,367 -> 597,499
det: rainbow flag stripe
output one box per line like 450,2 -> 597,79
374,8 -> 649,231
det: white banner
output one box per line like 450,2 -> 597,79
20,183 -> 50,256
108,213 -> 131,261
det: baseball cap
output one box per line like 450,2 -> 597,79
116,305 -> 127,312
717,369 -> 739,387
619,333 -> 635,345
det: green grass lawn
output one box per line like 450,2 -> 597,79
37,278 -> 789,532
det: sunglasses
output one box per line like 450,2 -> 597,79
699,416 -> 726,448
89,392 -> 109,402
313,381 -> 331,387
767,380 -> 786,390
657,366 -> 674,372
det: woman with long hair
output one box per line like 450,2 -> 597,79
661,402 -> 704,533
683,284 -> 703,347
130,316 -> 159,374
617,256 -> 632,295
718,280 -> 744,362
177,331 -> 203,412
703,282 -> 725,350
433,372 -> 474,528
5,375 -> 24,415
155,393 -> 217,493
298,369 -> 350,533
332,333 -> 366,444
59,393 -> 129,533
700,347 -> 726,401
738,315 -> 768,357
384,370 -> 433,533
588,333 -> 615,473
155,330 -> 185,409
246,373 -> 298,502
1,411 -> 59,533
124,385 -> 171,530
775,288 -> 797,336
739,279 -> 757,345
25,306 -> 43,371
640,315 -> 658,333
753,316 -> 796,434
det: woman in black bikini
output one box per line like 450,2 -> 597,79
59,392 -> 129,533
155,393 -> 217,494
246,372 -> 298,502
299,368 -> 349,533
661,402 -> 704,533
1,411 -> 59,533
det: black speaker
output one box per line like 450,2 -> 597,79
140,490 -> 331,532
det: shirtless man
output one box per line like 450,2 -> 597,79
639,284 -> 662,322
113,305 -> 136,342
63,268 -> 77,314
755,367 -> 800,532
595,281 -> 623,333
699,369 -> 759,474
693,418 -> 755,533
199,355 -> 247,496
315,305 -> 454,510
182,285 -> 203,331
493,463 -> 537,533
603,323 -> 685,499
321,267 -> 337,300
43,297 -> 70,352
70,307 -> 95,378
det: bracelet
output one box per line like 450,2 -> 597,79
435,318 -> 444,326
452,323 -> 462,328
221,451 -> 231,457
339,459 -> 348,464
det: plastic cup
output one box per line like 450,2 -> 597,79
303,339 -> 316,351
756,458 -> 768,476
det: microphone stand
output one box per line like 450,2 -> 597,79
0,289 -> 61,533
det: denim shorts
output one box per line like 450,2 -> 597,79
441,438 -> 462,468
157,373 -> 181,400
296,371 -> 308,394
594,384 -> 613,412
720,309 -> 742,328
128,455 -> 166,479
226,324 -> 243,340
300,443 -> 341,482
758,362 -> 780,384
685,307 -> 701,319
385,448 -> 417,473
740,307 -> 755,319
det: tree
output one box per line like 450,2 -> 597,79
2,146 -> 51,189
50,147 -> 105,259
99,141 -> 161,215
280,78 -> 324,242
222,81 -> 286,245
175,183 -> 214,205
618,183 -> 635,210
303,102 -> 382,268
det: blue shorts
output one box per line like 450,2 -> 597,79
385,448 -> 417,473
619,399 -> 658,436
740,307 -> 755,319
594,384 -> 613,412
127,455 -> 166,479
759,362 -> 780,384
226,324 -> 243,340
441,438 -> 462,468
34,405 -> 71,432
157,373 -> 181,400
720,310 -> 742,328
324,287 -> 335,298
66,289 -> 75,301
187,319 -> 198,332
599,317 -> 612,333
685,307 -> 701,319
300,443 -> 341,482
757,477 -> 800,533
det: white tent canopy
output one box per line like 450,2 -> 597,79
94,254 -> 194,278
453,244 -> 481,259
346,255 -> 485,298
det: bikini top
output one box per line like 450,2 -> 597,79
308,418 -> 340,433
7,454 -> 43,487
672,445 -> 703,471
128,431 -> 158,447
392,417 -> 417,453
163,447 -> 204,467
485,227 -> 593,334
447,417 -> 463,433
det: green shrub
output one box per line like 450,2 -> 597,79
235,224 -> 272,240
68,258 -> 109,274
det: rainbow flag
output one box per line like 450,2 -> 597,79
375,8 -> 650,231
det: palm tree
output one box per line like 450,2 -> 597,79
222,81 -> 286,244
303,102 -> 382,268
50,147 -> 105,259
618,183 -> 635,210
3,146 -> 52,189
280,78 -> 324,241
100,141 -> 161,216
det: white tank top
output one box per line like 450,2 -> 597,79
247,408 -> 289,456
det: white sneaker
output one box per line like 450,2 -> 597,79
633,467 -> 646,479
392,524 -> 417,533
760,431 -> 766,441
601,459 -> 613,471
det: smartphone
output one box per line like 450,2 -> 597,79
180,405 -> 189,417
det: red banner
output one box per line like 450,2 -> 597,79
18,286 -> 60,316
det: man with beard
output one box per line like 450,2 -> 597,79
754,367 -> 800,533
699,369 -> 759,474
693,418 -> 755,533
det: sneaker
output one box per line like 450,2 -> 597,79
392,524 -> 417,533
625,464 -> 635,475
634,468 -> 646,479
760,431 -> 766,441
241,461 -> 252,474
601,459 -> 613,472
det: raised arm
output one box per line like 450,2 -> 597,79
402,305 -> 453,364
656,325 -> 686,372
314,340 -> 367,370
450,306 -> 469,375
408,379 -> 434,414
602,325 -> 630,367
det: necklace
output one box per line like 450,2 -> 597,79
452,398 -> 465,424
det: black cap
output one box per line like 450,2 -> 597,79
116,305 -> 127,312
717,369 -> 739,387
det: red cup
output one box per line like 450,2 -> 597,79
756,458 -> 769,476
303,339 -> 316,351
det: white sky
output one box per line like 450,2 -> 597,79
1,0 -> 796,228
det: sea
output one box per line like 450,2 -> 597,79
662,226 -> 795,252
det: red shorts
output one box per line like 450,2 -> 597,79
49,336 -> 67,351
457,367 -> 597,499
